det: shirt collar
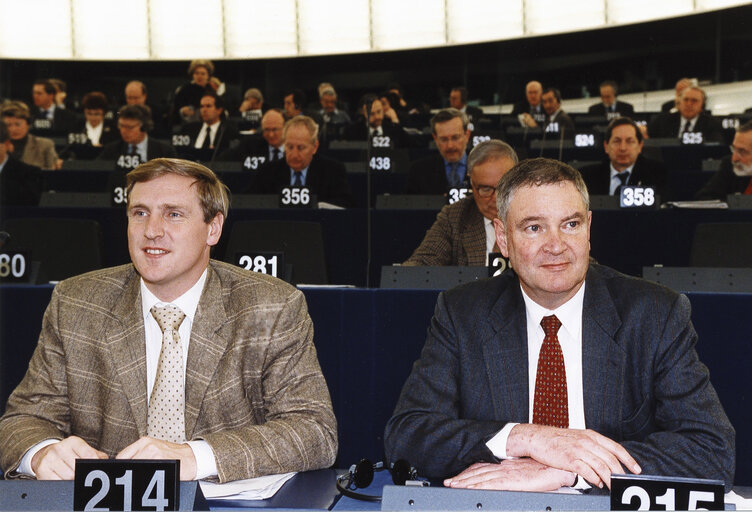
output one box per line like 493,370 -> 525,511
609,162 -> 635,178
140,268 -> 208,325
444,153 -> 468,169
520,280 -> 586,343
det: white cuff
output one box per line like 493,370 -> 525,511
485,422 -> 519,459
187,440 -> 217,480
18,439 -> 60,476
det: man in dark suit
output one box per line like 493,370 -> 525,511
344,94 -> 411,149
695,120 -> 752,200
588,81 -> 635,119
450,86 -> 484,130
579,117 -> 667,199
0,158 -> 337,482
0,122 -> 41,207
404,140 -> 517,266
30,79 -> 79,136
177,92 -> 238,163
540,88 -> 575,140
511,81 -> 546,126
406,108 -> 471,194
386,158 -> 734,491
99,105 -> 177,171
250,115 -> 354,207
648,85 -> 723,143
220,109 -> 286,171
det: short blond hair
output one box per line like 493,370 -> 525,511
283,115 -> 319,144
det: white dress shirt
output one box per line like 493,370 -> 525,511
485,283 -> 587,458
609,163 -> 635,195
86,122 -> 104,146
194,122 -> 220,149
484,217 -> 496,265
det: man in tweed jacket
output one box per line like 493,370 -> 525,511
404,140 -> 518,266
0,158 -> 337,482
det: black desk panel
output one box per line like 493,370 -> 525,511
1,285 -> 750,485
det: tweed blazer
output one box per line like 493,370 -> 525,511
0,260 -> 337,482
385,264 -> 735,487
403,196 -> 488,266
20,134 -> 58,170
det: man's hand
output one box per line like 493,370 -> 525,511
506,424 -> 641,489
520,112 -> 538,128
444,459 -> 575,492
116,437 -> 196,481
32,436 -> 108,480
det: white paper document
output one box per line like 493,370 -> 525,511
199,472 -> 297,500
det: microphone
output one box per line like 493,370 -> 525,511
558,126 -> 565,162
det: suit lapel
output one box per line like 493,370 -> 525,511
581,267 -> 625,432
108,267 -> 150,436
184,264 -> 230,438
482,279 -> 530,423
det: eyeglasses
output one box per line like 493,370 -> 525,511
730,145 -> 752,159
472,184 -> 496,198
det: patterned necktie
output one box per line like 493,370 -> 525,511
293,171 -> 303,187
148,304 -> 186,443
532,315 -> 568,428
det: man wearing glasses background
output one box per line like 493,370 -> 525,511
578,117 -> 667,200
696,120 -> 752,200
404,140 -> 518,266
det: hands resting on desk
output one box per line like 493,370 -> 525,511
444,424 -> 642,492
31,436 -> 197,481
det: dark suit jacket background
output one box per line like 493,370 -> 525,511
578,155 -> 668,199
464,105 -> 484,127
384,264 -> 735,487
406,154 -> 470,195
343,119 -> 412,149
510,101 -> 544,117
695,156 -> 750,200
648,112 -> 723,143
587,101 -> 635,117
249,154 -> 354,207
98,137 -> 178,161
0,158 -> 41,207
178,119 -> 239,162
31,107 -> 79,136
545,111 -> 576,140
62,118 -> 120,160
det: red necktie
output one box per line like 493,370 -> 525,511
744,178 -> 752,195
532,315 -> 568,428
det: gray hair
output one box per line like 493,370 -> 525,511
244,87 -> 263,103
467,140 -> 519,178
496,158 -> 589,221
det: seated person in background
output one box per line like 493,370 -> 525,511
0,158 -> 337,481
1,101 -> 60,170
540,88 -> 575,140
177,92 -> 238,163
284,89 -> 307,120
65,91 -> 119,159
578,117 -> 667,199
661,78 -> 695,114
380,91 -> 408,125
511,81 -> 546,126
385,157 -> 735,491
172,59 -> 215,124
238,87 -> 264,130
403,140 -> 517,266
220,108 -> 286,170
0,120 -> 41,207
449,86 -> 484,130
249,115 -> 354,207
695,120 -> 752,200
318,86 -> 350,142
648,85 -> 723,143
345,94 -> 410,149
48,78 -> 68,110
587,80 -> 634,118
125,80 -> 168,138
406,108 -> 471,194
99,105 -> 177,171
30,79 -> 79,136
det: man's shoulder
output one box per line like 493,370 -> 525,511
441,196 -> 481,220
53,264 -> 138,301
588,264 -> 681,309
208,260 -> 301,306
3,158 -> 41,175
441,270 -> 519,309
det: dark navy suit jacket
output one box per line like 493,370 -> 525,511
385,264 -> 735,487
